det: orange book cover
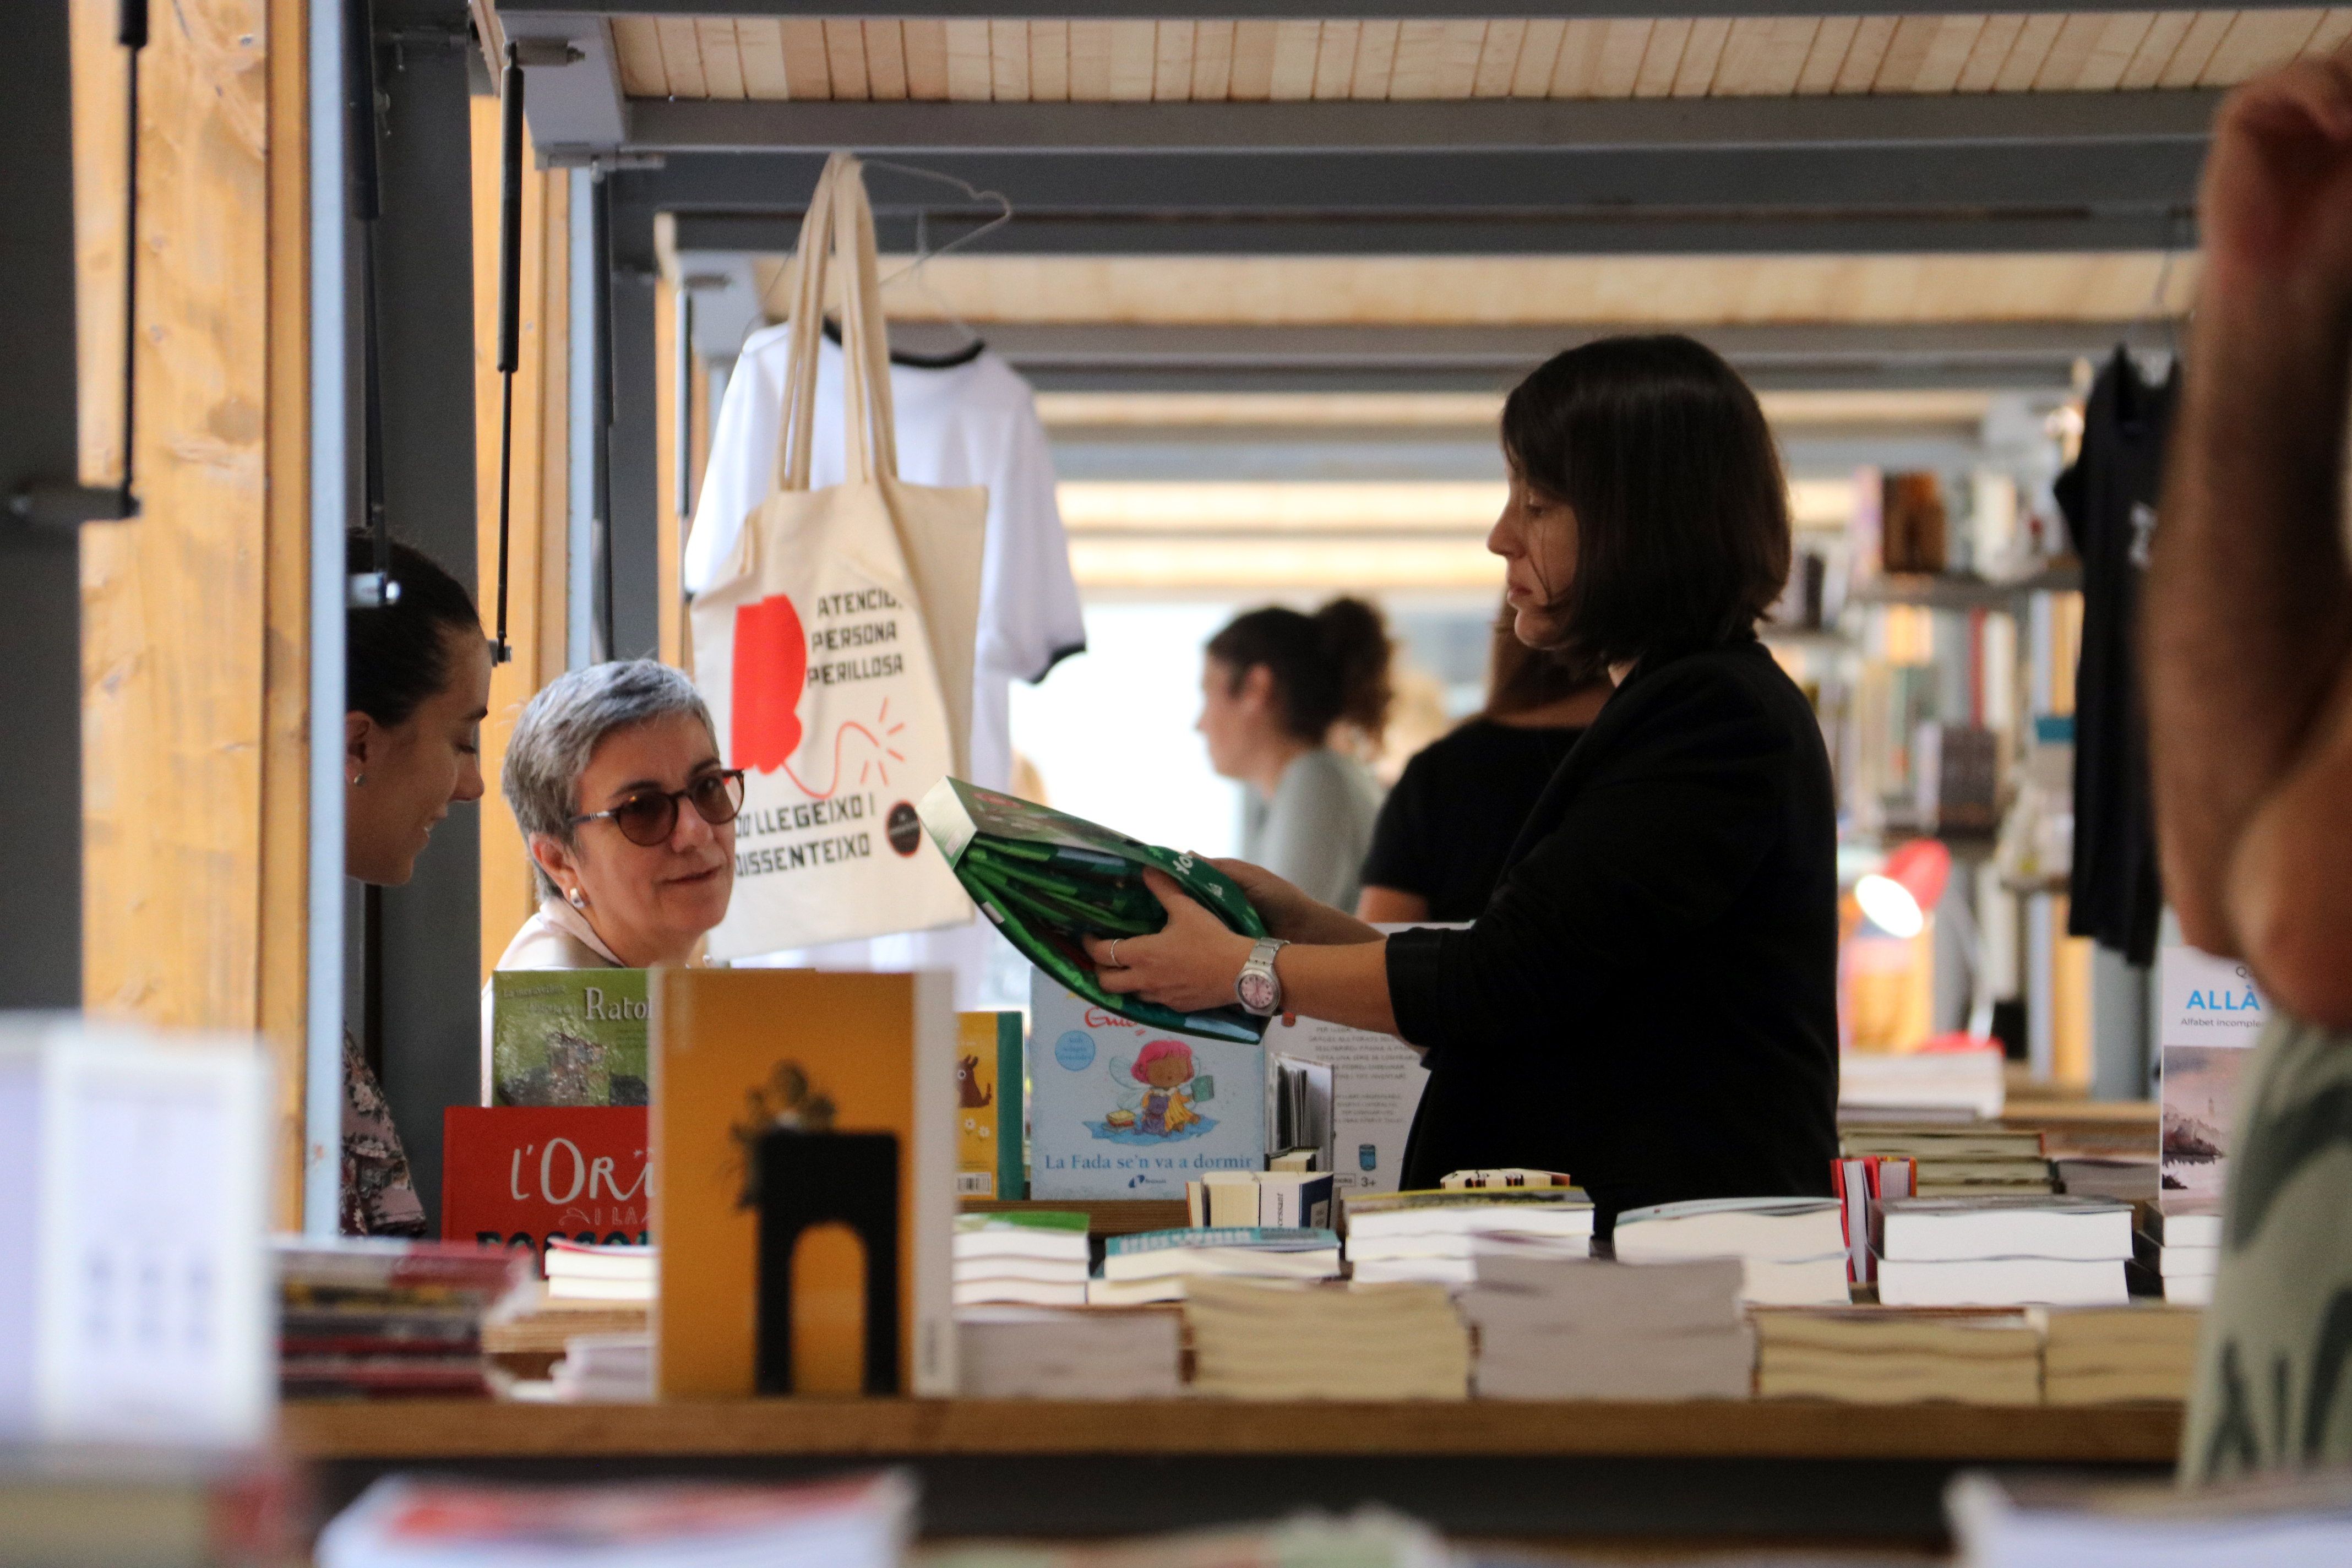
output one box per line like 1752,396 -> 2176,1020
651,968 -> 955,1397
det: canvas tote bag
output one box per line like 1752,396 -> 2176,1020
690,154 -> 985,959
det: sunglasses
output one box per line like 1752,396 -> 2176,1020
570,769 -> 747,848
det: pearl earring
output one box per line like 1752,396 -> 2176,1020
567,888 -> 587,909
351,772 -> 366,787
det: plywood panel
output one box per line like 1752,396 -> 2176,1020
862,252 -> 2201,328
988,18 -> 1028,101
1956,15 -> 2028,91
1473,19 -> 1527,96
1588,18 -> 1659,96
1714,18 -> 1821,97
1316,20 -> 1364,99
1831,15 -> 1893,90
944,19 -> 991,100
1349,19 -> 1400,97
1796,15 -> 1859,92
612,17 -> 666,97
260,0 -> 311,1231
653,17 -> 706,97
736,19 -> 789,100
1154,19 -> 1195,101
780,18 -> 831,99
2116,10 -> 2195,87
864,19 -> 908,101
1872,15 -> 1943,91
1026,18 -> 1068,101
815,19 -> 864,100
1388,19 -> 1446,96
1191,19 -> 1235,99
2201,8 -> 2328,82
696,19 -> 745,100
1512,18 -> 1567,95
1108,19 -> 1157,100
1994,14 -> 2067,90
1229,19 -> 1278,99
1268,19 -> 1322,99
1069,19 -> 1112,101
2155,9 -> 2236,84
1634,18 -> 1694,97
903,19 -> 950,100
1437,20 -> 1493,96
76,0 -> 270,1031
1911,15 -> 1991,92
2073,13 -> 2159,89
2032,13 -> 2111,88
1673,17 -> 1734,95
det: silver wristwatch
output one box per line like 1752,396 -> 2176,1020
1235,937 -> 1291,1017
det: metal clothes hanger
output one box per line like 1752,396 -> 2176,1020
861,157 -> 1012,353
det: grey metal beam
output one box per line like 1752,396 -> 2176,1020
0,0 -> 86,1008
499,10 -> 631,164
626,89 -> 2223,156
502,0 -> 2317,19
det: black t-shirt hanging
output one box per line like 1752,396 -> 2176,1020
2052,347 -> 2175,966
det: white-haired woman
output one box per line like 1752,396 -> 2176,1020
482,660 -> 741,1091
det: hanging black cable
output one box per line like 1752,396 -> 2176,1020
115,0 -> 146,519
490,40 -> 524,665
592,164 -> 617,659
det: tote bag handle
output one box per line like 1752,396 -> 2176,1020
773,153 -> 899,494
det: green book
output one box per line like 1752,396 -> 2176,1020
917,777 -> 1269,1044
489,970 -> 649,1107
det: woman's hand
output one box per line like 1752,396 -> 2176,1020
1212,858 -> 1382,946
1084,869 -> 1256,1014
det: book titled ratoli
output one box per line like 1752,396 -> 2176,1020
491,971 -> 650,1107
917,777 -> 1270,1044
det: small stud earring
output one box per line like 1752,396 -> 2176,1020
567,888 -> 587,909
350,772 -> 366,787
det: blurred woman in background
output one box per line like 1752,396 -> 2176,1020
1359,603 -> 1614,923
1195,597 -> 1392,911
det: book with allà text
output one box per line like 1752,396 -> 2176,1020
651,968 -> 956,1398
917,777 -> 1269,1043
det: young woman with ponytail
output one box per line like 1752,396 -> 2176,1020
1194,597 -> 1392,911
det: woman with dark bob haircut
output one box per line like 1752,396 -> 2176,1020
1088,336 -> 1838,1232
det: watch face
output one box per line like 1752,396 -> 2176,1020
1238,968 -> 1278,1014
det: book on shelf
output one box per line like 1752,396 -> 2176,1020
1752,1306 -> 2041,1404
952,1212 -> 1092,1308
545,1238 -> 653,1283
651,968 -> 955,1398
1878,1195 -> 2135,1262
1344,1186 -> 1595,1238
1260,1008 -> 1430,1196
1613,1196 -> 1852,1305
1089,1226 -> 1342,1304
2039,1303 -> 2202,1405
2055,1156 -> 2161,1204
1183,1277 -> 1471,1400
2159,945 -> 2261,1221
1836,1049 -> 2007,1119
1440,1168 -> 1576,1189
1948,1466 -> 2352,1568
1188,1169 -> 1335,1230
956,1305 -> 1184,1400
276,1239 -> 531,1402
1832,1155 -> 1915,1284
317,1471 -> 916,1568
547,1333 -> 654,1403
489,970 -> 650,1107
1459,1255 -> 1751,1400
1028,974 -> 1267,1201
919,775 -> 1269,1043
441,1106 -> 650,1264
955,1010 -> 1026,1200
1877,1256 -> 2128,1308
1266,1053 -> 1335,1174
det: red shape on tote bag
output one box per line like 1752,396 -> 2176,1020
731,594 -> 808,772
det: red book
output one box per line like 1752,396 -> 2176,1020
442,1107 -> 650,1268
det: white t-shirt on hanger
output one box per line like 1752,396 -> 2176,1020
684,325 -> 1087,1005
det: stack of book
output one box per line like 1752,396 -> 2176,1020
1341,1187 -> 1595,1287
1611,1197 -> 1852,1305
276,1240 -> 526,1400
1752,1307 -> 2041,1403
1842,1124 -> 2054,1196
545,1239 -> 652,1303
1837,1048 -> 2004,1119
481,1282 -> 648,1378
957,1305 -> 1184,1399
1188,1169 -> 1337,1230
1185,1277 -> 1469,1400
1949,1467 -> 2352,1567
2054,1156 -> 2161,1204
1875,1196 -> 2133,1306
547,1333 -> 654,1403
2040,1305 -> 2204,1404
2139,1207 -> 2220,1306
319,1471 -> 916,1568
1459,1254 -> 1753,1400
1087,1227 -> 1341,1305
954,1211 -> 1093,1307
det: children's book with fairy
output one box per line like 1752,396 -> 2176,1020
1028,974 -> 1267,1201
917,776 -> 1269,1044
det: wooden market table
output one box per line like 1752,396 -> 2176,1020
284,1398 -> 2181,1548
